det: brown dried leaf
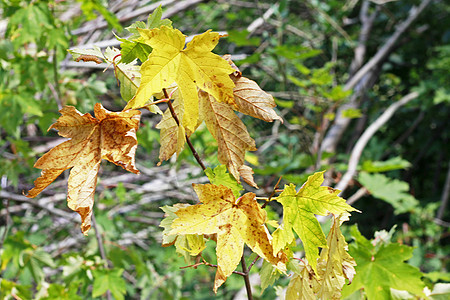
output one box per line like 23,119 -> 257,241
199,91 -> 256,182
232,75 -> 283,123
223,55 -> 282,123
27,103 -> 141,235
238,165 -> 258,188
222,54 -> 242,77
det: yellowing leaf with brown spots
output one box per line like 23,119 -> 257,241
232,75 -> 282,123
125,26 -> 235,132
199,90 -> 257,185
169,184 -> 287,292
27,103 -> 141,235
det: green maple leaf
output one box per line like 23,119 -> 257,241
205,164 -> 243,198
273,171 -> 358,273
118,5 -> 172,64
92,268 -> 126,300
341,225 -> 426,299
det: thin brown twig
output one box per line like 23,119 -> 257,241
262,176 -> 282,209
180,260 -> 246,276
240,256 -> 253,300
91,213 -> 111,269
246,255 -> 260,273
162,88 -> 206,171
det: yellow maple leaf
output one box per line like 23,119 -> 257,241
27,103 -> 141,235
286,260 -> 318,300
125,26 -> 235,132
169,184 -> 287,292
199,91 -> 257,185
316,214 -> 356,299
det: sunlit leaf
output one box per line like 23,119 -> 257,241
168,184 -> 287,292
273,171 -> 358,273
27,104 -> 141,235
125,26 -> 235,131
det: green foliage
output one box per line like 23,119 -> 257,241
260,260 -> 282,292
77,0 -> 121,31
342,226 -> 426,299
361,156 -> 411,173
40,283 -> 83,300
358,172 -> 419,214
92,268 -> 127,300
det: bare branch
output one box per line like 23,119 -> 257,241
319,0 -> 431,158
345,0 -> 433,90
336,92 -> 419,195
0,190 -> 77,221
347,187 -> 368,205
437,160 -> 450,220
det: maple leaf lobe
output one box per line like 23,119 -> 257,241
27,104 -> 141,235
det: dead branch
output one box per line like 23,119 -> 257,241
335,91 -> 419,195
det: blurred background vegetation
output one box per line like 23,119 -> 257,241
0,0 -> 449,299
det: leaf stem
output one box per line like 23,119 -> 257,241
261,176 -> 282,209
162,88 -> 206,171
181,259 -> 246,276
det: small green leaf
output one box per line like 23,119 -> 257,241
260,260 -> 282,292
294,63 -> 311,75
79,0 -> 122,31
92,268 -> 126,300
227,30 -> 260,46
205,165 -> 243,198
273,171 -> 358,273
118,5 -> 172,64
341,108 -> 362,119
146,5 -> 172,29
324,86 -> 352,101
120,40 -> 152,64
275,98 -> 295,108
